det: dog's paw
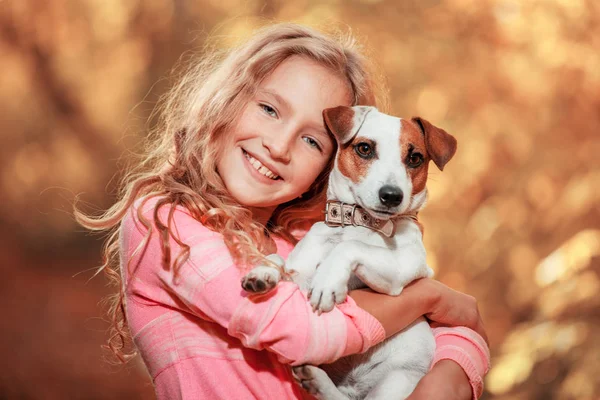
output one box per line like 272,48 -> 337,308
241,266 -> 281,294
292,365 -> 331,397
307,270 -> 349,313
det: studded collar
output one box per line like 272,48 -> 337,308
324,200 -> 419,238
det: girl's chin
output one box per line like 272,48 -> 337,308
232,192 -> 283,209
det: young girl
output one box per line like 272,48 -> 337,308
77,23 -> 489,400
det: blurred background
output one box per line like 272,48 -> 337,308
1,0 -> 599,399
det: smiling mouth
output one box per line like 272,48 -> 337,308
243,150 -> 281,180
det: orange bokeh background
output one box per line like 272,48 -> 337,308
1,1 -> 599,399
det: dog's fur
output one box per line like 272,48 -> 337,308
242,106 -> 457,400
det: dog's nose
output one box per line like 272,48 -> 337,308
379,185 -> 404,208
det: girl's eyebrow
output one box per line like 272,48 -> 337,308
257,89 -> 291,113
257,88 -> 330,140
307,121 -> 328,136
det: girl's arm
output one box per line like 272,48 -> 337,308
407,360 -> 474,400
350,278 -> 488,342
121,200 -> 385,367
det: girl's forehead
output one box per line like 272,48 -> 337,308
259,56 -> 352,106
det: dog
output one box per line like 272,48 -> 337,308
241,105 -> 457,400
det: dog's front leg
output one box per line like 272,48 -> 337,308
242,223 -> 336,295
286,223 -> 338,291
308,241 -> 430,312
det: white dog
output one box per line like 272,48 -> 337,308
242,106 -> 457,400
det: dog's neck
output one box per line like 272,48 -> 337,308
323,200 -> 419,238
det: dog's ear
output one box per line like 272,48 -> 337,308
412,117 -> 457,171
323,106 -> 373,145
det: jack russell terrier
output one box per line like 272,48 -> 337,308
242,105 -> 457,400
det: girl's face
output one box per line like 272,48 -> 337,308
217,56 -> 351,214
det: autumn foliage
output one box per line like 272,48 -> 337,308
1,1 -> 599,399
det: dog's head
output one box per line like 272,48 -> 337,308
323,106 -> 457,219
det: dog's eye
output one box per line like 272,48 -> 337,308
355,142 -> 374,159
407,152 -> 424,168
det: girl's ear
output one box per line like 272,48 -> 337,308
323,106 -> 373,145
411,117 -> 457,171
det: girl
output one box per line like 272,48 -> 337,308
77,23 -> 489,400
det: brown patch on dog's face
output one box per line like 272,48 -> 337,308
337,137 -> 377,183
400,119 -> 430,195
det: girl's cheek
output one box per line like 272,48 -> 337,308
306,149 -> 331,167
301,153 -> 329,177
241,108 -> 261,126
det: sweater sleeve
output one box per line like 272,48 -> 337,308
431,327 -> 491,400
120,199 -> 385,367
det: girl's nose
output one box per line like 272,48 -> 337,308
263,131 -> 293,163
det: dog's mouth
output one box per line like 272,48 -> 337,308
366,208 -> 398,220
354,193 -> 407,220
356,197 -> 402,220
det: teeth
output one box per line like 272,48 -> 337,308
244,151 -> 279,180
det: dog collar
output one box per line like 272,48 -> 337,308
324,200 -> 418,238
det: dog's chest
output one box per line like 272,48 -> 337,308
327,226 -> 390,247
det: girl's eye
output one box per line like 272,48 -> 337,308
260,104 -> 278,118
407,152 -> 424,168
303,137 -> 322,151
355,142 -> 374,159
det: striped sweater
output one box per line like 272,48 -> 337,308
120,197 -> 490,399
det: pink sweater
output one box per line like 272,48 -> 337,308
120,198 -> 490,399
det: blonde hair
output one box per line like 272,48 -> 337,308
75,22 -> 387,362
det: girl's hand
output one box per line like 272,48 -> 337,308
422,278 -> 488,344
406,360 -> 473,400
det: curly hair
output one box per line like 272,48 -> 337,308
75,22 -> 387,363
